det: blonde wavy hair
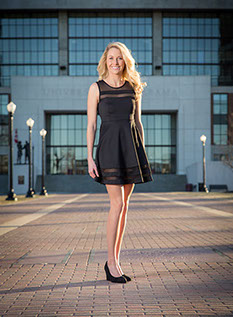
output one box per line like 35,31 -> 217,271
97,41 -> 147,102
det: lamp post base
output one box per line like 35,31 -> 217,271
6,190 -> 18,201
40,187 -> 48,196
26,189 -> 35,198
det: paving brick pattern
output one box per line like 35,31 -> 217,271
0,192 -> 233,316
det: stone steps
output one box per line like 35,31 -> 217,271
35,174 -> 187,193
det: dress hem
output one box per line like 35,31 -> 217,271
93,175 -> 154,185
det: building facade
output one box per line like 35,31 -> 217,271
0,1 -> 233,193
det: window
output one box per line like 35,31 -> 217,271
162,13 -> 233,86
68,12 -> 152,76
0,94 -> 9,147
142,113 -> 177,174
46,112 -> 176,175
212,94 -> 228,145
0,155 -> 8,174
0,13 -> 59,87
46,113 -> 92,175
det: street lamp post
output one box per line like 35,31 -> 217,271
26,118 -> 35,198
40,129 -> 48,196
200,134 -> 209,193
6,102 -> 17,201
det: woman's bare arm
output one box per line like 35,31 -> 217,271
87,82 -> 99,178
134,94 -> 145,146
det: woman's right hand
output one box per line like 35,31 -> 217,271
88,157 -> 99,179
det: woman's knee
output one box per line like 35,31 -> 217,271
106,184 -> 124,212
123,198 -> 129,208
110,198 -> 124,211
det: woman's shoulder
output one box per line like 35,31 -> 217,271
89,80 -> 104,90
88,81 -> 101,92
88,82 -> 99,98
88,81 -> 101,104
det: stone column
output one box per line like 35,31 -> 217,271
152,11 -> 162,76
58,10 -> 68,76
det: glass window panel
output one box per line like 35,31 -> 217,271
162,130 -> 170,145
163,52 -> 169,63
162,147 -> 171,160
147,147 -> 154,161
221,94 -> 228,102
220,134 -> 227,144
212,24 -> 220,37
221,104 -> 228,115
212,51 -> 218,63
162,115 -> 170,128
221,124 -> 228,135
214,104 -> 220,114
61,130 -> 67,145
147,115 -> 154,129
204,24 -> 212,37
44,51 -> 51,63
170,52 -> 177,63
213,94 -> 220,102
155,115 -> 162,129
60,115 -> 67,129
155,130 -> 162,145
183,64 -> 190,75
205,65 -> 211,75
147,130 -> 154,145
69,51 -> 75,63
191,24 -> 198,37
82,130 -> 87,145
170,39 -> 177,50
53,130 -> 61,145
75,130 -> 82,145
205,51 -> 211,63
176,65 -> 183,75
191,51 -> 197,63
163,39 -> 169,51
68,130 -> 75,145
191,38 -> 197,50
212,65 -> 219,76
68,115 -> 75,129
184,52 -> 190,63
213,124 -> 220,134
52,25 -> 58,36
177,25 -> 183,37
155,147 -> 162,160
83,115 -> 87,128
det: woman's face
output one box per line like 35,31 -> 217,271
106,47 -> 125,76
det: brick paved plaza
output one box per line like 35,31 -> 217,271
0,191 -> 233,316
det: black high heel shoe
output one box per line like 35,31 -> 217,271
122,274 -> 131,281
104,261 -> 127,283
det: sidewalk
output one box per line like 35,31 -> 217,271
0,192 -> 233,316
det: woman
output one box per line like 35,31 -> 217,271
87,42 -> 153,283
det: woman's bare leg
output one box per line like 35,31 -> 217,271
115,183 -> 135,274
105,184 -> 124,277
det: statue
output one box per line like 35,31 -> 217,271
17,141 -> 23,164
23,141 -> 30,164
54,153 -> 64,173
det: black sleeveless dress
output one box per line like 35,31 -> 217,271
93,79 -> 153,185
